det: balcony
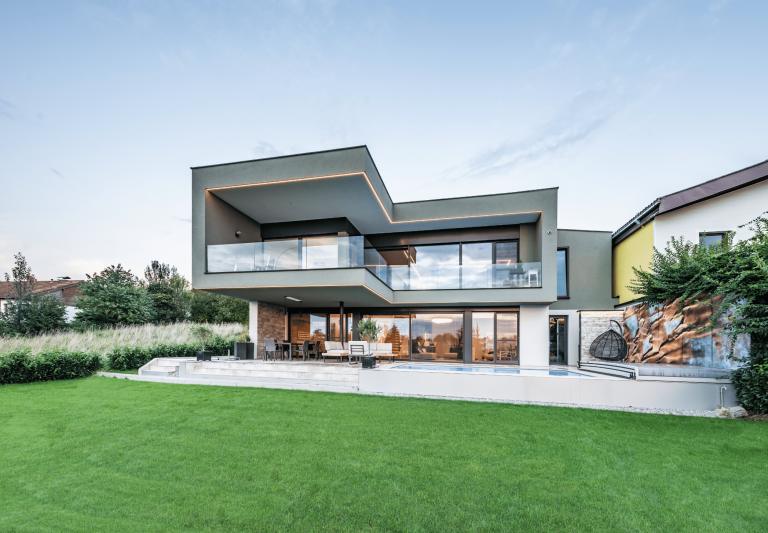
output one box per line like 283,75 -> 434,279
207,237 -> 541,290
207,236 -> 365,272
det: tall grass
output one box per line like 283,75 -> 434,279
0,322 -> 244,355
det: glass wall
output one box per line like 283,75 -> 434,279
328,314 -> 353,344
409,244 -> 460,290
471,312 -> 495,362
462,243 -> 493,289
290,313 -> 327,351
471,312 -> 519,364
411,313 -> 463,361
363,315 -> 410,358
496,313 -> 519,364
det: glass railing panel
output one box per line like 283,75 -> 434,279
363,262 -> 542,290
490,263 -> 541,288
259,240 -> 300,270
207,236 -> 365,273
207,243 -> 256,272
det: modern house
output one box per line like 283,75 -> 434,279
612,158 -> 768,306
192,146 -> 617,367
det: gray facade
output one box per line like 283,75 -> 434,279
191,146 -> 616,366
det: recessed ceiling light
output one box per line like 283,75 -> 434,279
285,296 -> 302,302
432,318 -> 452,324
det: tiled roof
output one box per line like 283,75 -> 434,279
0,280 -> 84,299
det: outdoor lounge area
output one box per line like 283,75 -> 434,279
261,339 -> 397,364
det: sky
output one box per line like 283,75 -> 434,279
1,0 -> 767,282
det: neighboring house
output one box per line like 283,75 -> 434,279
192,146 -> 617,366
0,278 -> 84,322
612,159 -> 768,306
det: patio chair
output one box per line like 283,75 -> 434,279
264,338 -> 280,361
308,341 -> 321,360
322,341 -> 348,363
293,340 -> 312,361
349,343 -> 366,365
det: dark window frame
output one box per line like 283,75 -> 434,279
557,247 -> 569,299
699,232 -> 727,247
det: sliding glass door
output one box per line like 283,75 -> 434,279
411,313 -> 464,361
471,311 -> 519,364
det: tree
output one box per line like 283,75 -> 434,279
74,265 -> 156,325
190,291 -> 248,324
628,215 -> 768,412
143,261 -> 190,323
0,253 -> 67,335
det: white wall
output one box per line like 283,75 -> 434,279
519,305 -> 550,366
248,301 -> 259,346
655,179 -> 768,248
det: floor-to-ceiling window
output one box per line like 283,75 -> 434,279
471,312 -> 495,362
290,313 -> 327,351
549,317 -> 567,365
411,313 -> 464,361
363,314 -> 410,359
461,243 -> 493,288
409,244 -> 460,290
471,311 -> 519,364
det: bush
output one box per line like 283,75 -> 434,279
0,293 -> 68,336
730,337 -> 768,412
0,349 -> 103,385
106,335 -> 237,371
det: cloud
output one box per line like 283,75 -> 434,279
0,98 -> 18,120
252,141 -> 284,158
171,216 -> 192,223
551,43 -> 575,58
435,82 -> 633,185
50,168 -> 65,179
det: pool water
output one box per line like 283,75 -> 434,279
391,365 -> 592,378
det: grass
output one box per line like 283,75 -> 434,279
1,378 -> 766,532
0,322 -> 243,355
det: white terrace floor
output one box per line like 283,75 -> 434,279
94,358 -> 737,411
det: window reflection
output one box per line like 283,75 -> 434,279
409,244 -> 460,289
363,315 -> 410,359
471,312 -> 495,362
496,313 -> 518,363
411,313 -> 463,361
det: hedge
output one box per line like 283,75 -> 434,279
106,335 -> 237,371
0,349 -> 103,385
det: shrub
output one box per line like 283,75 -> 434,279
0,349 -> 103,385
106,335 -> 236,371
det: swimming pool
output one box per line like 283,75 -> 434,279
391,365 -> 593,378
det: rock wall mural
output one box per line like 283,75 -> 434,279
622,298 -> 748,369
580,300 -> 749,368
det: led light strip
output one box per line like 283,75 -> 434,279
206,172 -> 542,225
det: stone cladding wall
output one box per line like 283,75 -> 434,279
579,311 -> 625,362
256,302 -> 286,357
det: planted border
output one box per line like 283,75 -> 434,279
0,349 -> 103,385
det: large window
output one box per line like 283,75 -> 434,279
462,243 -> 493,288
290,313 -> 327,351
557,248 -> 568,298
411,313 -> 464,361
409,244 -> 461,290
363,315 -> 410,358
471,311 -> 519,364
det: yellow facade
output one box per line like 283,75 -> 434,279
612,221 -> 654,304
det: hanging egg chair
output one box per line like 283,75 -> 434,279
589,320 -> 628,361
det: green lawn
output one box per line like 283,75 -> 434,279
1,378 -> 766,532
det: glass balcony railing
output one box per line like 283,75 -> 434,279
207,236 -> 365,273
207,238 -> 541,290
365,260 -> 542,290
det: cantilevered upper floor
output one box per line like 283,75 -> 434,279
191,146 -> 560,307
